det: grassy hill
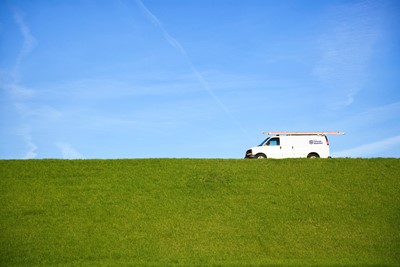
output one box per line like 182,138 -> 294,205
1,158 -> 399,266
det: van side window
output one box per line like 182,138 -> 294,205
266,137 -> 280,146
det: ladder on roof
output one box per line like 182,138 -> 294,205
263,131 -> 345,135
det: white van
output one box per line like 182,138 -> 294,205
245,132 -> 344,159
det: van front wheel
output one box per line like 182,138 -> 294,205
255,153 -> 267,159
307,153 -> 320,158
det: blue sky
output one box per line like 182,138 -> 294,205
1,0 -> 399,159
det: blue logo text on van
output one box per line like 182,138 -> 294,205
309,140 -> 323,145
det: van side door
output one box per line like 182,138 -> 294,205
279,137 -> 295,158
264,137 -> 283,158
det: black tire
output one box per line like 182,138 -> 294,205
255,153 -> 267,159
307,153 -> 320,158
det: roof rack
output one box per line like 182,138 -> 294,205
263,131 -> 345,136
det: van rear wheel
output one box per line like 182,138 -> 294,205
255,153 -> 266,159
307,153 -> 320,158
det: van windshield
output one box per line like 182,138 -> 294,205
259,138 -> 269,146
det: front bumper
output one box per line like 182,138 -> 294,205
245,149 -> 254,158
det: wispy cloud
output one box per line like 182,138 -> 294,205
14,103 -> 62,119
1,80 -> 35,98
19,127 -> 38,159
1,9 -> 36,98
38,76 -> 200,99
326,101 -> 400,133
135,0 -> 246,134
2,8 -> 39,158
352,102 -> 400,125
333,135 -> 400,158
11,9 -> 38,83
314,1 -> 382,108
56,143 -> 84,159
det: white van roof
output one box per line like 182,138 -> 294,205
262,131 -> 345,136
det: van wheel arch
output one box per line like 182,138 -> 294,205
255,153 -> 267,159
307,153 -> 320,158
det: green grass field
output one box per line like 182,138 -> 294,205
1,158 -> 399,266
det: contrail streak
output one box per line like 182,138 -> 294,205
135,0 -> 246,134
